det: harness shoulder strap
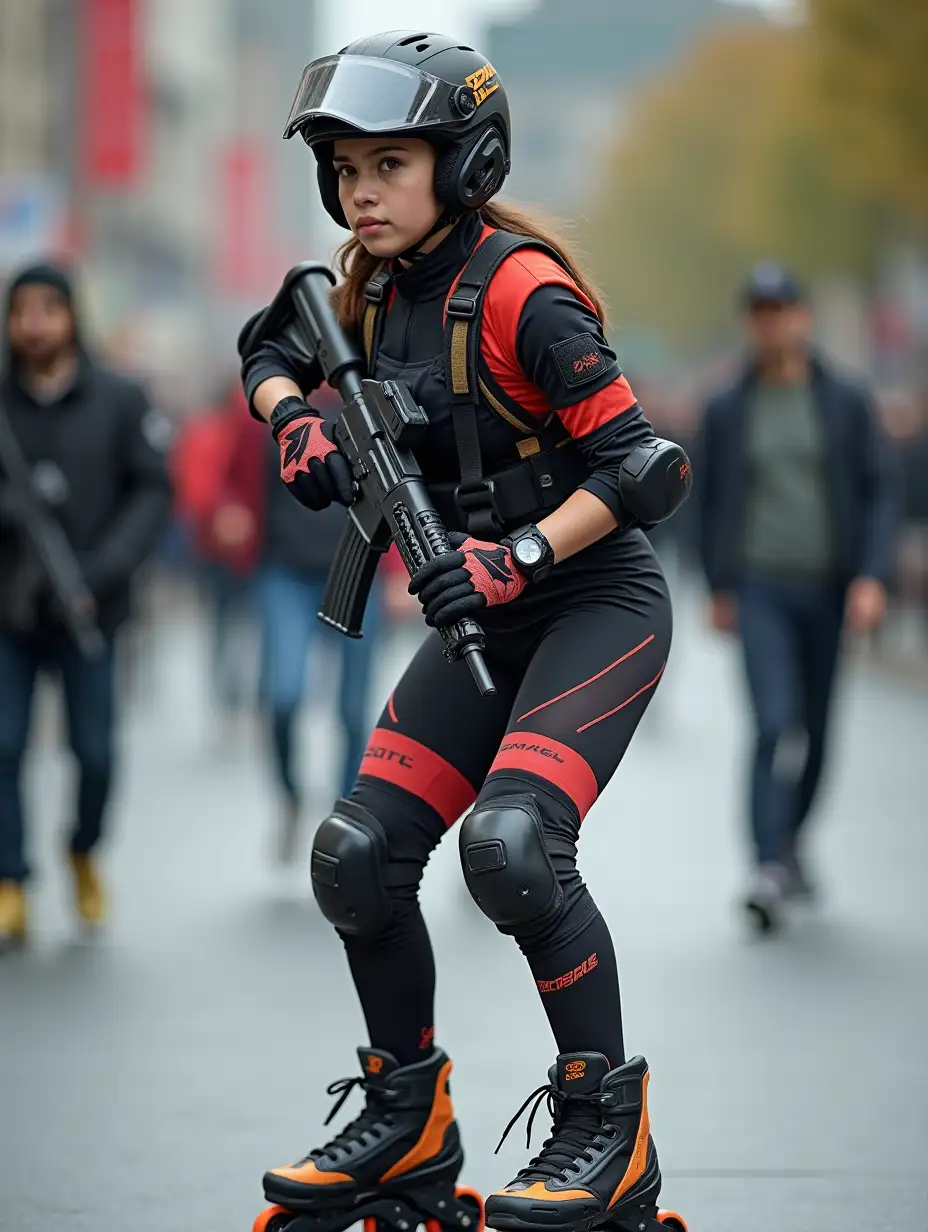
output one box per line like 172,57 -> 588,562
361,263 -> 392,369
444,230 -> 568,537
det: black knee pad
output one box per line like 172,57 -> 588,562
459,795 -> 563,931
311,799 -> 391,937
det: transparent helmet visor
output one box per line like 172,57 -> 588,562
284,55 -> 462,140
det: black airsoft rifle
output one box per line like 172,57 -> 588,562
0,401 -> 106,661
242,263 -> 496,698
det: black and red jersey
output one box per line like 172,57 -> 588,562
241,211 -> 655,541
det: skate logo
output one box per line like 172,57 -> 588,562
465,62 -> 500,108
499,740 -> 565,764
536,952 -> 599,995
419,1025 -> 435,1050
564,1059 -> 587,1081
572,351 -> 602,375
363,745 -> 414,769
365,1054 -> 384,1074
551,333 -> 607,388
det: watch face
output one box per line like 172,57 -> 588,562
515,537 -> 543,566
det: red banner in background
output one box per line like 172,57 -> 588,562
81,0 -> 144,187
218,141 -> 282,298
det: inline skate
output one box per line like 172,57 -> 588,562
252,1047 -> 483,1232
483,1052 -> 687,1232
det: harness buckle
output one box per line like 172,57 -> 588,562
447,293 -> 478,320
454,479 -> 503,536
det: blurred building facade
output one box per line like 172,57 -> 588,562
0,0 -> 322,405
0,0 -> 54,174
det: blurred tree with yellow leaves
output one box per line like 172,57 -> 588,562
808,0 -> 928,223
588,23 -> 887,357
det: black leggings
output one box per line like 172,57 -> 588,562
335,546 -> 671,1070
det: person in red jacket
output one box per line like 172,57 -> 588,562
176,384 -> 387,858
240,33 -> 691,1232
173,384 -> 264,730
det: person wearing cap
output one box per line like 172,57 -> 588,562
0,261 -> 173,946
693,261 -> 900,933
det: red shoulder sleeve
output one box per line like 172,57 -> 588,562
482,248 -> 586,418
452,242 -> 636,431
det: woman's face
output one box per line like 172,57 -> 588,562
334,137 -> 441,258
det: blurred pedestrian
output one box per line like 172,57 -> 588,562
220,385 -> 386,864
0,261 -> 173,947
173,382 -> 264,739
693,261 -> 900,933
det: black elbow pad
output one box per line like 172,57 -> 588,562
618,437 -> 692,525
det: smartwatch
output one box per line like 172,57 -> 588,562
506,524 -> 555,583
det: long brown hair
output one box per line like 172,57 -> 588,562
333,199 -> 606,333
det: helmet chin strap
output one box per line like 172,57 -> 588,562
396,208 -> 460,263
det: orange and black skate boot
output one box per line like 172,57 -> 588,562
484,1053 -> 686,1232
258,1046 -> 483,1232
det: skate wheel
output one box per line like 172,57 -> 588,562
656,1211 -> 688,1232
253,1205 -> 293,1232
363,1219 -> 377,1232
453,1186 -> 485,1232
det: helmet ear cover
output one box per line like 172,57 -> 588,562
434,123 -> 508,211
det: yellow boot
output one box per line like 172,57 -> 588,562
0,880 -> 28,946
68,853 -> 107,926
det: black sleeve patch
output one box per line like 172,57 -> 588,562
549,333 -> 609,389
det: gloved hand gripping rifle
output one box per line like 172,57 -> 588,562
241,263 -> 496,698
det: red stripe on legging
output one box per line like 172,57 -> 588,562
575,664 -> 665,733
517,635 -> 655,722
359,728 -> 477,827
487,732 -> 599,820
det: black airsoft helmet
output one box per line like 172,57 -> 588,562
284,30 -> 511,229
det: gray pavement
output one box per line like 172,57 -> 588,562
2,580 -> 927,1232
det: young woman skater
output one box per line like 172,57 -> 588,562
241,30 -> 690,1232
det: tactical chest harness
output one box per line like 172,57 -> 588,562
360,229 -> 587,540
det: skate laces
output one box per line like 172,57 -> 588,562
494,1083 -> 618,1184
309,1074 -> 396,1164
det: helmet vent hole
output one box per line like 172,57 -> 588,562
399,33 -> 429,46
458,46 -> 474,52
417,43 -> 429,52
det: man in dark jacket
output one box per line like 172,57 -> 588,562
0,261 -> 173,946
693,262 -> 899,933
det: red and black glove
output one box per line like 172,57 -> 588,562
270,396 -> 354,512
408,533 -> 529,629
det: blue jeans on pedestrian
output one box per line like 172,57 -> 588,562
199,561 -> 254,712
738,576 -> 845,867
257,565 -> 383,804
0,630 -> 117,883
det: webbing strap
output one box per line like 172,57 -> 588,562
362,303 -> 377,367
444,230 -> 566,537
361,263 -> 391,368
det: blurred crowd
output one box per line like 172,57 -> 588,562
0,246 -> 923,946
